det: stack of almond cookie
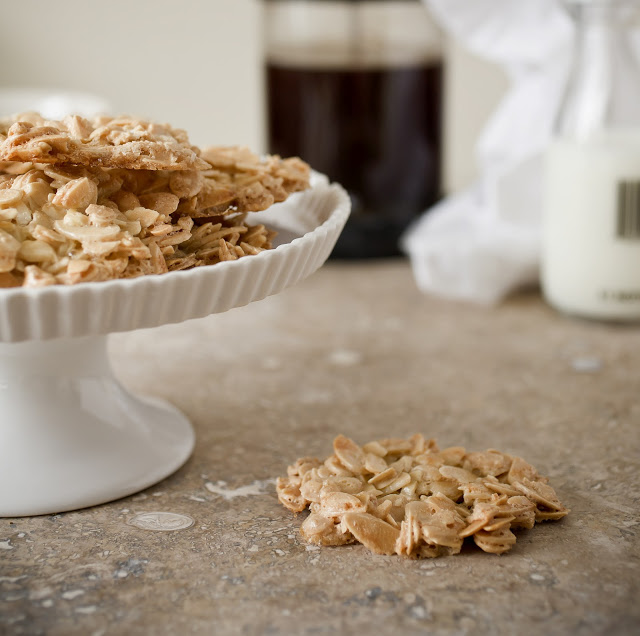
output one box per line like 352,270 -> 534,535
0,113 -> 310,287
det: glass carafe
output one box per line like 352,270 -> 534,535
263,0 -> 443,258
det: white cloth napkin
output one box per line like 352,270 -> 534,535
402,0 -> 573,304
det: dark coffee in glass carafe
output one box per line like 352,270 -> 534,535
264,0 -> 443,258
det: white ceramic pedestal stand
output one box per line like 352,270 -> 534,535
0,177 -> 350,517
0,336 -> 195,517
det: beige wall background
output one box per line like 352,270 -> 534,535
0,0 -> 507,194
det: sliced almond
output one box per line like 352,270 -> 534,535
333,434 -> 365,474
341,512 -> 400,555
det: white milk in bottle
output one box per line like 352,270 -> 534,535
543,131 -> 640,320
541,0 -> 640,321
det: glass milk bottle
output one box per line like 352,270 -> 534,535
542,0 -> 640,320
263,0 -> 443,258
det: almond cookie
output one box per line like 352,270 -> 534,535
175,146 -> 310,218
0,113 -> 209,171
277,434 -> 569,558
0,166 -> 277,287
0,113 -> 312,287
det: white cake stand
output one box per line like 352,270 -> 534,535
0,176 -> 350,517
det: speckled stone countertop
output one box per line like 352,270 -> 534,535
2,261 -> 639,635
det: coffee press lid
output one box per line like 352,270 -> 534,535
264,0 -> 423,3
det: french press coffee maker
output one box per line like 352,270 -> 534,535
263,0 -> 444,258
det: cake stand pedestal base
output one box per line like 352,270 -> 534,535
0,335 -> 194,517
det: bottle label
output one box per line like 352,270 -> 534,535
600,289 -> 640,302
616,180 -> 640,240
